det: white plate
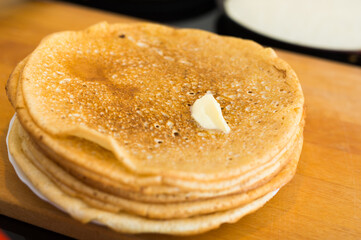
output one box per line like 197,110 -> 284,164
223,0 -> 361,52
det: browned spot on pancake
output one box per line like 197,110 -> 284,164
273,65 -> 287,78
70,59 -> 106,82
69,59 -> 139,101
107,83 -> 139,100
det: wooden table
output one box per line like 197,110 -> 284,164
1,1 -> 361,239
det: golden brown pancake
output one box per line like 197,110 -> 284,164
13,79 -> 302,200
18,22 -> 304,179
8,55 -> 303,196
16,118 -> 302,219
8,120 -> 298,235
6,22 -> 305,235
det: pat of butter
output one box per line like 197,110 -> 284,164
191,93 -> 231,133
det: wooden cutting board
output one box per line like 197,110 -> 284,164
0,1 -> 360,239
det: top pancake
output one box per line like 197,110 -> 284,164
9,55 -> 303,196
20,22 -> 304,178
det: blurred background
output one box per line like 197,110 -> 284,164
62,0 -> 361,65
1,0 -> 360,65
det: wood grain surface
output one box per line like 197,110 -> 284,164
0,1 -> 361,239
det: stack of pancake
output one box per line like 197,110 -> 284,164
6,22 -> 304,235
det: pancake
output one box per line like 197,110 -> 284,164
14,81 -> 302,198
19,22 -> 304,180
22,121 -> 301,202
15,96 -> 302,198
8,122 -> 295,235
16,118 -> 302,219
6,21 -> 305,235
10,56 -> 303,195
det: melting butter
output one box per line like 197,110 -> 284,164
191,93 -> 231,133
